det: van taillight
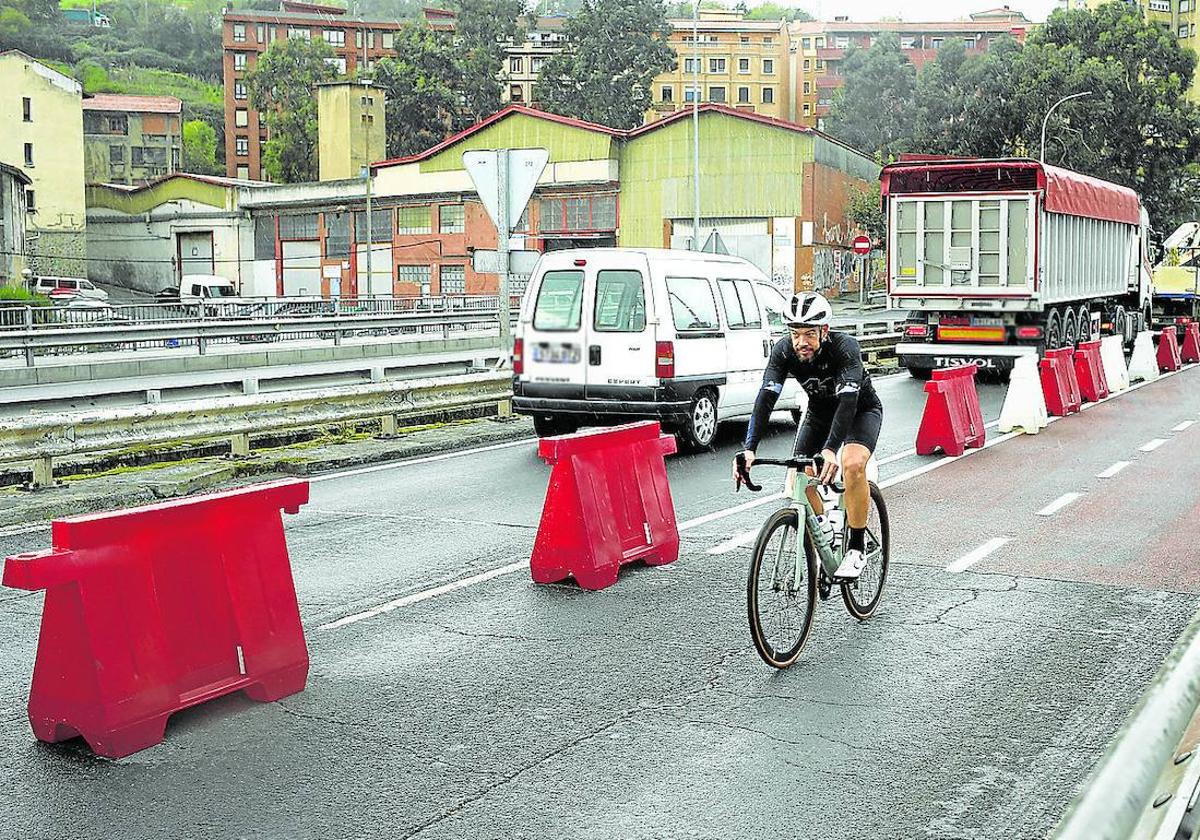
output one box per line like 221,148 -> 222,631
655,341 -> 675,379
512,338 -> 524,375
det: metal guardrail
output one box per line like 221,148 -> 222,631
0,371 -> 514,488
1054,604 -> 1200,840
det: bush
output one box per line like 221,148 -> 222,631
0,286 -> 51,306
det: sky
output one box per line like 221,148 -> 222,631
752,0 -> 1065,24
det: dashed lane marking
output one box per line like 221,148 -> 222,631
946,537 -> 1010,574
1037,493 -> 1083,517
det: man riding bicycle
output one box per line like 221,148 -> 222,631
734,291 -> 883,580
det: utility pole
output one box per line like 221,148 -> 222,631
361,79 -> 374,297
691,1 -> 701,250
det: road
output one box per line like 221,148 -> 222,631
1,366 -> 1198,839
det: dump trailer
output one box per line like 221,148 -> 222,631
1152,222 -> 1200,337
882,158 -> 1153,377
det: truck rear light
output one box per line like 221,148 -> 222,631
655,341 -> 675,379
904,324 -> 929,338
512,338 -> 524,375
1016,326 -> 1043,339
1177,316 -> 1192,324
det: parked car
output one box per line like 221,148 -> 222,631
30,275 -> 109,302
159,275 -> 248,316
512,248 -> 803,450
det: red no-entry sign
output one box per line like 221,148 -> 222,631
852,235 -> 872,255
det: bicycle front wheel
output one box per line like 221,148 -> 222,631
841,481 -> 890,620
747,507 -> 817,669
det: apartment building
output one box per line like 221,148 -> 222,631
82,94 -> 183,185
502,15 -> 567,106
1131,0 -> 1200,102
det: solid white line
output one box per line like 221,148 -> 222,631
877,430 -> 1023,490
678,493 -> 783,531
707,531 -> 759,555
319,560 -> 527,630
1038,492 -> 1083,517
309,438 -> 535,483
878,448 -> 917,466
1139,438 -> 1167,452
1173,420 -> 1195,432
1096,461 -> 1130,479
946,537 -> 1010,574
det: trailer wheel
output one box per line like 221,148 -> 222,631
1063,308 -> 1079,347
1045,309 -> 1063,350
1077,305 -> 1094,343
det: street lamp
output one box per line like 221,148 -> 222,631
1040,91 -> 1092,164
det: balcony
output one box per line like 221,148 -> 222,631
815,75 -> 844,89
815,47 -> 845,60
814,104 -> 832,116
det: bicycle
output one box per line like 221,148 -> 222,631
735,453 -> 890,669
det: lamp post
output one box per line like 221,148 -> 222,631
1040,91 -> 1092,164
691,0 -> 700,250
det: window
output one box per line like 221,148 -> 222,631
381,32 -> 394,49
803,103 -> 811,116
684,86 -> 699,103
740,35 -> 749,44
234,52 -> 247,71
684,57 -> 700,74
532,57 -> 545,73
1180,23 -> 1190,37
816,36 -> 825,47
931,37 -> 944,48
110,145 -> 124,164
762,87 -> 774,104
737,86 -> 749,103
256,23 -> 266,42
900,36 -> 916,49
24,190 -> 35,212
835,36 -> 849,49
533,270 -> 583,331
709,57 -> 726,73
803,58 -> 811,70
397,205 -> 432,234
756,284 -> 789,332
439,204 -> 464,234
665,276 -> 719,332
801,37 -> 811,49
235,137 -> 249,156
22,97 -> 30,122
1183,0 -> 1193,11
593,271 -> 646,332
133,146 -> 167,166
439,265 -> 466,294
762,58 -> 775,74
397,264 -> 431,291
803,81 -> 811,94
356,30 -> 363,48
510,56 -> 523,73
718,278 -> 762,328
288,27 -> 310,40
708,86 -> 726,103
325,57 -> 347,74
235,81 -> 247,100
510,84 -> 524,102
325,211 -> 351,259
236,165 -> 250,180
23,143 -> 33,167
763,36 -> 773,44
279,213 -> 319,239
233,23 -> 246,42
1150,0 -> 1172,9
816,59 -> 825,70
323,29 -> 345,46
235,109 -> 249,128
172,148 -> 180,169
354,209 -> 392,242
662,86 -> 673,103
738,57 -> 750,73
963,37 -> 975,48
538,194 -> 616,232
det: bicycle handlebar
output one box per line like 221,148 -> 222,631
735,452 -> 846,494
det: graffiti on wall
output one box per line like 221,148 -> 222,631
810,246 -> 858,295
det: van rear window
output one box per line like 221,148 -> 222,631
665,276 -> 720,332
533,270 -> 584,331
593,270 -> 645,332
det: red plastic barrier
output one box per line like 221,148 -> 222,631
1180,323 -> 1200,364
2,479 -> 310,759
1039,347 -> 1082,417
1158,328 -> 1183,372
1073,339 -> 1110,403
915,365 -> 986,457
531,421 -> 678,590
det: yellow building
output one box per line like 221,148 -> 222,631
501,16 -> 567,106
316,80 -> 386,182
1131,0 -> 1200,102
648,11 -> 791,123
0,50 -> 87,278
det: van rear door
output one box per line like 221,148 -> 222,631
584,258 -> 655,399
521,266 -> 588,395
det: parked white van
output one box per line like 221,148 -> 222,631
513,248 -> 803,450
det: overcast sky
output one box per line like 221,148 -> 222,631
762,0 -> 1064,24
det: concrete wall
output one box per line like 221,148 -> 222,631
0,170 -> 28,285
317,83 -> 385,182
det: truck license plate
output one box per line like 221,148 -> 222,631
532,342 -> 580,364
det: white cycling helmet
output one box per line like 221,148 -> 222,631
785,292 -> 833,327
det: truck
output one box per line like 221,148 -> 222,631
1151,222 -> 1200,338
882,157 -> 1153,378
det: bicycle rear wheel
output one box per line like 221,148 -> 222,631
747,507 -> 817,669
841,482 -> 890,620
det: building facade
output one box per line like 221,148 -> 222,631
1131,0 -> 1200,102
82,94 -> 183,185
0,162 -> 30,286
0,50 -> 87,278
649,11 -> 791,123
501,16 -> 567,106
316,81 -> 386,182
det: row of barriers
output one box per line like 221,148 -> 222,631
3,326 -> 1196,760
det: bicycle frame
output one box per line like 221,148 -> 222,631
788,470 -> 843,581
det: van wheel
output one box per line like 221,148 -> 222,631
533,416 -> 577,437
678,390 -> 718,452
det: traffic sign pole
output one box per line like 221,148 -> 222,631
497,149 -> 511,355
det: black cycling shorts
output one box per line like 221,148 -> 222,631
792,405 -> 883,458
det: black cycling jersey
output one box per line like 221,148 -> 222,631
742,331 -> 882,453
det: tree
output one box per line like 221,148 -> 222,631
182,119 -> 220,175
372,24 -> 464,158
454,0 -> 524,124
744,3 -> 814,22
663,0 -> 724,17
534,0 -> 676,129
847,183 -> 885,245
825,33 -> 918,160
245,37 -> 339,183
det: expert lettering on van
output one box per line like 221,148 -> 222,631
512,248 -> 805,451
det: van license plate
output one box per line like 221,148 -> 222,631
532,343 -> 580,364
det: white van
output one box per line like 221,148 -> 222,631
513,248 -> 803,450
30,275 -> 109,302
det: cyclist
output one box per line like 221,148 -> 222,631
734,291 -> 883,579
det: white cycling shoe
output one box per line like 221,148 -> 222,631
833,549 -> 867,580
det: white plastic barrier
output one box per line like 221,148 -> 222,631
1099,334 -> 1130,394
998,354 -> 1049,434
1127,331 -> 1159,384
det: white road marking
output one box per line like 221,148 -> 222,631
946,537 -> 1010,574
678,493 -> 783,531
1139,438 -> 1167,452
1096,461 -> 1130,479
878,448 -> 917,465
310,438 -> 535,483
1173,420 -> 1195,432
877,430 -> 1023,490
707,531 -> 759,555
1037,493 -> 1083,517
